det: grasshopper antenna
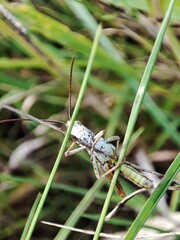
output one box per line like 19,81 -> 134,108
0,117 -> 66,134
0,118 -> 66,126
69,55 -> 75,120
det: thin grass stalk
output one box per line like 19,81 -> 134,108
54,179 -> 104,240
93,0 -> 175,239
0,4 -> 62,77
20,193 -> 41,240
21,23 -> 102,240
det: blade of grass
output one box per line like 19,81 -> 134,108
125,153 -> 180,239
166,28 -> 180,63
66,0 -> 122,61
54,179 -> 105,240
106,87 -> 129,137
93,0 -> 175,239
20,193 -> 41,240
0,4 -> 63,77
128,80 -> 180,146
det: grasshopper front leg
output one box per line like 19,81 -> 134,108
92,130 -> 106,149
90,130 -> 106,160
65,141 -> 86,156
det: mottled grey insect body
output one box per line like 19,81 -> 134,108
67,120 -> 95,146
92,138 -> 117,163
65,120 -> 120,179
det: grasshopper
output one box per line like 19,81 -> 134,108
65,119 -> 154,198
0,58 -> 179,220
0,6 -> 155,199
0,57 -> 154,199
64,57 -> 154,198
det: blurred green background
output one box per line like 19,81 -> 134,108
0,1 -> 179,239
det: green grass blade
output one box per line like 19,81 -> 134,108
93,0 -> 175,239
66,0 -> 122,61
125,153 -> 180,239
20,193 -> 41,240
54,179 -> 104,240
128,79 -> 180,145
22,24 -> 102,240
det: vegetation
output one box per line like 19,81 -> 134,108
0,1 -> 179,239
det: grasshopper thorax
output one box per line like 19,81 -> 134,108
66,120 -> 95,146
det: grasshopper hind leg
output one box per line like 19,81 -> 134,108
91,155 -> 126,198
91,155 -> 105,179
